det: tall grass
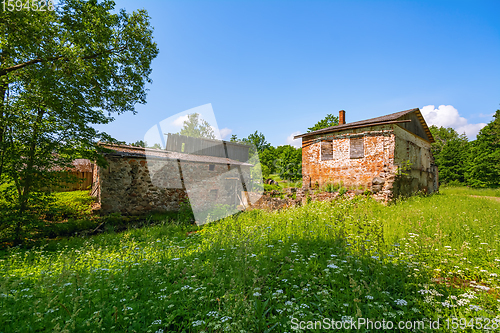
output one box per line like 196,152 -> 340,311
0,192 -> 499,332
440,186 -> 500,198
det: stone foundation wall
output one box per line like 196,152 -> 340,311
97,155 -> 250,215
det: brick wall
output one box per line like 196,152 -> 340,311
302,124 -> 396,190
301,123 -> 438,200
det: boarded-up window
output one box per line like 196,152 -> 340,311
208,164 -> 215,171
210,189 -> 218,199
350,137 -> 364,159
321,140 -> 333,160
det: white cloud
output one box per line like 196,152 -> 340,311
420,105 -> 487,139
286,131 -> 302,148
172,115 -> 189,127
478,112 -> 495,118
219,127 -> 232,140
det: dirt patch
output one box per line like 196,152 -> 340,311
469,195 -> 500,202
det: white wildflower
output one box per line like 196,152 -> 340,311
192,320 -> 205,327
395,299 -> 407,306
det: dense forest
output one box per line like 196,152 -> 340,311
430,108 -> 500,187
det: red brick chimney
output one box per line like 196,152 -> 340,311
339,110 -> 346,125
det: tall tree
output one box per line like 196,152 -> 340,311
242,131 -> 270,154
429,126 -> 469,184
467,109 -> 500,187
130,140 -> 146,147
0,0 -> 158,240
177,113 -> 216,139
307,114 -> 339,132
275,145 -> 302,181
259,146 -> 277,174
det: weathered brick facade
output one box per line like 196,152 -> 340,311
92,144 -> 251,216
296,109 -> 438,201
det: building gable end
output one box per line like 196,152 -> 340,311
395,110 -> 434,143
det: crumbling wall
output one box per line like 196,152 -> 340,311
392,125 -> 438,196
301,123 -> 438,201
301,124 -> 397,197
97,155 -> 249,215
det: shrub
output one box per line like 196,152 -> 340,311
338,186 -> 348,196
264,184 -> 281,192
324,182 -> 336,193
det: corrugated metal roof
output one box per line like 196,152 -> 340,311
100,143 -> 253,166
294,108 -> 434,143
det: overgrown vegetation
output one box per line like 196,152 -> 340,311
439,185 -> 500,198
0,0 -> 159,243
429,108 -> 500,187
0,191 -> 195,248
1,188 -> 499,332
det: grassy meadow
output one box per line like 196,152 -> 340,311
0,188 -> 499,332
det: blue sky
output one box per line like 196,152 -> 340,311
96,0 -> 500,147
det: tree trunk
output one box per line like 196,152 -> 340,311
0,82 -> 6,182
14,107 -> 45,244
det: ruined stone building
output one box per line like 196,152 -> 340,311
294,108 -> 439,200
92,135 -> 252,217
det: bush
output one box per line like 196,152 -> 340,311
338,186 -> 348,196
324,183 -> 336,193
264,184 -> 281,192
444,179 -> 464,187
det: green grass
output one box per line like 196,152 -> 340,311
265,174 -> 302,190
0,191 -> 195,247
0,191 -> 99,245
45,191 -> 97,220
0,191 -> 499,332
440,186 -> 500,197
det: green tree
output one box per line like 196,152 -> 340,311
130,140 -> 146,147
429,126 -> 469,184
129,141 -> 161,149
149,143 -> 162,149
178,113 -> 216,139
242,131 -> 271,153
307,114 -> 339,132
467,109 -> 500,187
276,145 -> 302,181
0,0 -> 158,241
259,146 -> 277,174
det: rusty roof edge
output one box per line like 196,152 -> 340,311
294,108 -> 420,139
313,129 -> 395,142
100,143 -> 253,166
165,133 -> 251,148
293,120 -> 411,139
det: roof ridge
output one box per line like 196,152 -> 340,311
294,108 -> 422,139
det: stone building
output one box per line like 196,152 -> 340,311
294,108 -> 438,200
92,139 -> 253,217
